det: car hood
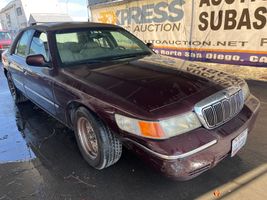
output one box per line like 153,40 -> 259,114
62,54 -> 245,117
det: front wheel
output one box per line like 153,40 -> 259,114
6,72 -> 27,104
73,107 -> 122,169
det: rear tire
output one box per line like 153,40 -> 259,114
73,107 -> 122,169
6,72 -> 27,104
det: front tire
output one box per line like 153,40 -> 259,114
6,72 -> 27,104
73,107 -> 122,169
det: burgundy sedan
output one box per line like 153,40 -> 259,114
2,22 -> 260,180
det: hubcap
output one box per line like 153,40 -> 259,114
77,117 -> 98,159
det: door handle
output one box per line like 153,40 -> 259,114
23,69 -> 37,77
23,69 -> 27,75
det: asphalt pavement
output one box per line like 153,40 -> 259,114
0,64 -> 267,200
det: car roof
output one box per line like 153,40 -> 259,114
25,22 -> 120,32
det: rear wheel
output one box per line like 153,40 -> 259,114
6,72 -> 27,104
73,107 -> 122,169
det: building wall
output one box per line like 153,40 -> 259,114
0,0 -> 65,33
0,0 -> 27,34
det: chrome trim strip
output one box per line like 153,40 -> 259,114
246,95 -> 261,113
25,86 -> 59,108
13,78 -> 23,87
254,99 -> 261,112
124,139 -> 217,160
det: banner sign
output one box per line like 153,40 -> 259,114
91,0 -> 267,67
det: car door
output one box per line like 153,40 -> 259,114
9,30 -> 33,94
23,30 -> 57,116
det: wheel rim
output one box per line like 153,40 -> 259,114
7,75 -> 16,100
77,117 -> 98,159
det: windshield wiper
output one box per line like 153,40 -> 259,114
63,52 -> 151,66
106,52 -> 151,61
65,59 -> 106,66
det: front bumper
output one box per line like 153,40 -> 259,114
123,94 -> 260,180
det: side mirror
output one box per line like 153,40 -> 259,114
146,43 -> 154,50
26,54 -> 50,67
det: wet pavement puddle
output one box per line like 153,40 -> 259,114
0,79 -> 36,164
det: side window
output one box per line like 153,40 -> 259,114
29,32 -> 49,61
16,7 -> 22,16
15,30 -> 32,57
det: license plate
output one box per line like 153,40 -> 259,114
231,129 -> 248,157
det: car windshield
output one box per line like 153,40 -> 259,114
55,28 -> 152,65
0,32 -> 11,40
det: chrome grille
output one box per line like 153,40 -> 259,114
202,90 -> 244,128
194,87 -> 244,129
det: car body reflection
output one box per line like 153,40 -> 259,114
14,102 -> 81,168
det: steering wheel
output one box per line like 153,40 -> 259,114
114,46 -> 126,50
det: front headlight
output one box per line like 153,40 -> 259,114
115,112 -> 201,139
241,82 -> 250,100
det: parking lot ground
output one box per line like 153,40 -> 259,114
0,66 -> 267,200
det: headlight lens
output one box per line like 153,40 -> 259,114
241,82 -> 250,100
159,112 -> 202,137
115,112 -> 201,139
